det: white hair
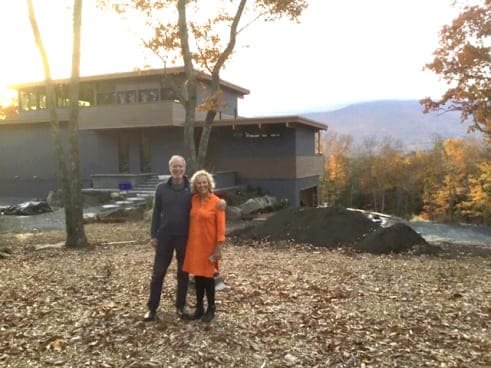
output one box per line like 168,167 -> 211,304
168,155 -> 185,167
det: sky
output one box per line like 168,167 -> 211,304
0,0 -> 469,117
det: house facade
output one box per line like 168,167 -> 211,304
0,67 -> 325,206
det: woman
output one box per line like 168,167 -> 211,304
183,170 -> 226,322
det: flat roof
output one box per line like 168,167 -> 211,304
199,115 -> 327,130
9,66 -> 250,96
0,114 -> 327,131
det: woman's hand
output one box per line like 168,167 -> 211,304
209,243 -> 223,262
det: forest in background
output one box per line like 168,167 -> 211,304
320,132 -> 490,225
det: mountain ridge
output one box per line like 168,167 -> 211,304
302,100 -> 480,150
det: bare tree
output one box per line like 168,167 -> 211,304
27,0 -> 88,247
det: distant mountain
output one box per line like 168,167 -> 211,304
304,100 -> 481,150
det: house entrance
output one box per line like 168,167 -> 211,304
299,186 -> 318,207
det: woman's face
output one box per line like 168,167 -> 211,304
196,175 -> 209,195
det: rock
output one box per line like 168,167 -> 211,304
226,206 -> 242,221
1,201 -> 53,216
82,191 -> 114,207
239,195 -> 282,219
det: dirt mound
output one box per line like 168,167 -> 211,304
233,206 -> 379,247
354,223 -> 438,254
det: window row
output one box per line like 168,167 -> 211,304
19,87 -> 179,111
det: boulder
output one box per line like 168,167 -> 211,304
226,206 -> 242,221
239,195 -> 282,219
1,201 -> 52,216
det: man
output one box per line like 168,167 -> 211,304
144,155 -> 192,321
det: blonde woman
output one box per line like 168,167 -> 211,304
183,170 -> 226,322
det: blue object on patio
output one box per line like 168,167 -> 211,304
119,182 -> 132,190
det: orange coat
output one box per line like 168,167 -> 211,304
183,193 -> 226,278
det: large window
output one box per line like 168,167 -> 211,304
117,90 -> 137,104
19,91 -> 37,111
161,87 -> 177,101
139,89 -> 159,103
97,92 -> 115,105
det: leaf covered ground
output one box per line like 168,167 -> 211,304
0,221 -> 490,368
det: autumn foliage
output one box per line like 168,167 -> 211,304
320,133 -> 490,224
421,0 -> 490,139
0,104 -> 17,120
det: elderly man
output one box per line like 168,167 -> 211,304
144,155 -> 193,321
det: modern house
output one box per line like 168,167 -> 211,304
0,67 -> 326,206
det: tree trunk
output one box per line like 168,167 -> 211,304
28,0 -> 87,248
177,0 -> 198,173
66,0 -> 88,247
196,0 -> 247,169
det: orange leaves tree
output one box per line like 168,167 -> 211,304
0,104 -> 17,120
421,0 -> 490,139
421,137 -> 489,223
103,0 -> 307,172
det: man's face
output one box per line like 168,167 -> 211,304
169,158 -> 186,181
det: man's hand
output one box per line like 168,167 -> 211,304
216,199 -> 227,211
150,238 -> 158,250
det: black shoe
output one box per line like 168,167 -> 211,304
193,305 -> 205,320
176,306 -> 191,320
201,306 -> 215,323
143,310 -> 157,322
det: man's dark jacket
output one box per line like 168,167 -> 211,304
150,176 -> 192,239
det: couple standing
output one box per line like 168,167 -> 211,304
144,155 -> 226,323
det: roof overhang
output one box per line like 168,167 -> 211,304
8,66 -> 250,96
198,115 -> 327,130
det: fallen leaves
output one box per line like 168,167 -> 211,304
0,222 -> 490,367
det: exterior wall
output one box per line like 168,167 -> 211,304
0,123 -> 58,198
204,124 -> 322,206
205,125 -> 296,176
197,86 -> 239,118
295,125 -> 316,155
239,176 -> 320,206
0,121 -> 322,206
0,124 -> 122,198
12,101 -> 185,130
79,130 -> 119,177
148,127 -> 186,174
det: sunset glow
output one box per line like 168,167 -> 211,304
0,0 -> 469,114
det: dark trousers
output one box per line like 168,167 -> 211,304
195,276 -> 215,308
147,234 -> 189,311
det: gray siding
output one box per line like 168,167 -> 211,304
207,125 -> 295,158
0,124 -> 57,197
240,176 -> 319,207
295,125 -> 316,155
148,127 -> 186,174
79,131 -> 119,176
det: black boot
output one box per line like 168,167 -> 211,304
193,304 -> 205,320
176,306 -> 192,320
201,305 -> 215,323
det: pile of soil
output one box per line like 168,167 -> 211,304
233,206 -> 379,247
233,207 -> 443,255
353,223 -> 439,255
